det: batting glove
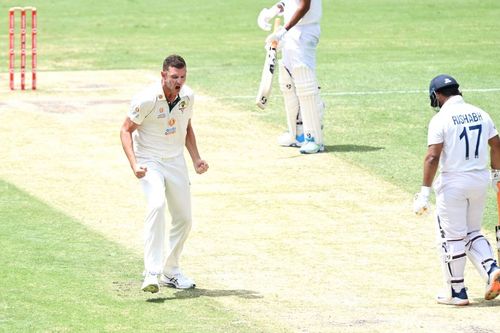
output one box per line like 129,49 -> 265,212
265,26 -> 287,44
491,169 -> 500,192
257,3 -> 283,31
413,186 -> 431,215
263,40 -> 282,52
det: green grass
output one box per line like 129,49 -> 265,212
2,0 -> 500,221
0,180 -> 258,332
1,2 -> 499,218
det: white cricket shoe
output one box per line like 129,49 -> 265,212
436,287 -> 469,306
277,132 -> 303,147
485,268 -> 500,300
141,272 -> 160,293
160,272 -> 196,289
299,138 -> 324,154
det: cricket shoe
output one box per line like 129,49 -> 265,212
436,287 -> 469,306
485,268 -> 500,300
299,137 -> 324,154
141,272 -> 160,293
277,132 -> 304,147
160,272 -> 196,289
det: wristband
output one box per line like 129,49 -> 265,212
420,186 -> 431,196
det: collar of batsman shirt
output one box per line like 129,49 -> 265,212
128,80 -> 194,160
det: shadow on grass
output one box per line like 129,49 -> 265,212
324,144 -> 384,153
469,298 -> 500,307
279,144 -> 384,159
146,288 -> 262,302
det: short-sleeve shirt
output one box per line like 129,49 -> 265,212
427,95 -> 498,173
283,0 -> 322,26
128,81 -> 194,159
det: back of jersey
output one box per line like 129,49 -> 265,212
428,96 -> 498,173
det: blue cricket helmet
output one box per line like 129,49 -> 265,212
429,74 -> 460,107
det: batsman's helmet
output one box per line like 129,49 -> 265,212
429,74 -> 459,107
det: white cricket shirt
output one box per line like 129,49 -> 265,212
283,0 -> 322,26
128,81 -> 194,159
428,95 -> 498,173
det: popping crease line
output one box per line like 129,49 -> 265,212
223,88 -> 500,99
19,85 -> 500,97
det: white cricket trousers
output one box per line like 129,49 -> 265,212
433,170 -> 489,240
282,23 -> 320,71
138,155 -> 192,275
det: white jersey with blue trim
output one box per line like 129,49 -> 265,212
128,81 -> 194,159
427,95 -> 498,173
283,0 -> 322,26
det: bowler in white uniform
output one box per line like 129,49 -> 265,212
120,54 -> 209,293
414,74 -> 500,305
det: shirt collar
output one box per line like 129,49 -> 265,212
156,81 -> 184,102
442,95 -> 464,107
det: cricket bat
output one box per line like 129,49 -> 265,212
496,182 -> 500,262
256,18 -> 281,110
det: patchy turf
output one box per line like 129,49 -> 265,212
1,70 -> 500,332
0,179 -> 260,333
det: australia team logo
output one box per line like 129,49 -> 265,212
179,100 -> 188,113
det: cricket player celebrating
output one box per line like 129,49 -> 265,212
414,74 -> 500,305
257,0 -> 325,154
120,55 -> 208,293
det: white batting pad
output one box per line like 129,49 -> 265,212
292,65 -> 323,145
439,239 -> 467,294
278,61 -> 300,137
465,231 -> 497,283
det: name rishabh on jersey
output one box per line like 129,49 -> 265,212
428,95 -> 498,173
128,81 -> 194,160
451,112 -> 483,125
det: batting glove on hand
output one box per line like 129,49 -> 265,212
257,8 -> 274,31
257,4 -> 283,31
491,169 -> 500,192
413,186 -> 431,215
265,26 -> 287,45
264,40 -> 282,52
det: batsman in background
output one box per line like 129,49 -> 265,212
120,55 -> 209,293
257,0 -> 325,154
413,74 -> 500,305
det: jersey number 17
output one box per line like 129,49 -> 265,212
459,124 -> 482,160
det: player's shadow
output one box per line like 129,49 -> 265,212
146,288 -> 262,303
324,144 -> 384,153
468,298 -> 500,307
